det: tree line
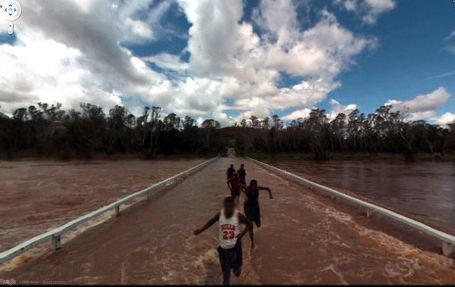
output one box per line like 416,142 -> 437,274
0,103 -> 224,159
233,106 -> 455,161
0,103 -> 454,161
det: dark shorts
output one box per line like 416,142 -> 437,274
231,188 -> 241,198
244,204 -> 261,227
217,241 -> 243,272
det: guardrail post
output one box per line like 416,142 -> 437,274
442,242 -> 453,256
115,205 -> 120,217
52,234 -> 61,250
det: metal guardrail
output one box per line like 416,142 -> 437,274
0,157 -> 219,264
248,157 -> 455,257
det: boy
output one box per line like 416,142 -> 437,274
237,164 -> 247,185
194,197 -> 254,285
227,173 -> 244,203
243,179 -> 273,228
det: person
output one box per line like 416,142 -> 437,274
194,196 -> 254,286
237,164 -> 247,185
227,173 -> 244,203
243,179 -> 273,228
226,164 -> 235,180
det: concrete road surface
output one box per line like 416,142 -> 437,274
3,158 -> 455,284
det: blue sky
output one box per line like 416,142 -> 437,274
0,0 -> 454,125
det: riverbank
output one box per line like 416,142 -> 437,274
0,152 -> 215,162
247,152 -> 455,162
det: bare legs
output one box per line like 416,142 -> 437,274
222,266 -> 242,285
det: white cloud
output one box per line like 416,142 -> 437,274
444,30 -> 455,41
143,53 -> 189,72
434,112 -> 455,125
336,0 -> 395,24
363,0 -> 395,24
0,0 -> 177,114
328,99 -> 358,120
385,87 -> 451,121
124,18 -> 154,39
0,0 -> 378,126
335,0 -> 357,12
178,0 -> 374,118
282,108 -> 312,121
429,71 -> 455,80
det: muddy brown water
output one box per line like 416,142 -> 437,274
0,159 -> 205,251
263,160 -> 455,232
2,158 -> 454,284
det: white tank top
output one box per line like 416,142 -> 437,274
218,209 -> 241,249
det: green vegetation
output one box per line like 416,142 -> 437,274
1,103 -> 454,162
234,106 -> 455,162
0,103 -> 224,160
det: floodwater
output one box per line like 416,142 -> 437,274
3,158 -> 455,284
264,159 -> 455,232
0,158 -> 204,251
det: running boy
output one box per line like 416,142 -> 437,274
193,197 -> 254,285
226,164 -> 235,180
243,179 -> 273,228
227,173 -> 244,203
237,164 -> 247,185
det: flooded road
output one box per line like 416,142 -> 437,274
263,159 -> 455,232
0,158 -> 204,251
3,158 -> 454,284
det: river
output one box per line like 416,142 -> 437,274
263,159 -> 455,232
0,158 -> 205,251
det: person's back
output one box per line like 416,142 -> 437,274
245,186 -> 259,207
226,164 -> 235,180
228,175 -> 241,192
238,164 -> 246,184
227,174 -> 242,202
243,180 -> 273,228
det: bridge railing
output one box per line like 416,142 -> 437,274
248,157 -> 455,257
0,157 -> 219,265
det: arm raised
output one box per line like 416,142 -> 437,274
258,186 -> 273,199
194,212 -> 220,236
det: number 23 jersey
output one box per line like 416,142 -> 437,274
218,209 -> 241,249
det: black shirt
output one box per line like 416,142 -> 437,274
227,167 -> 235,179
237,168 -> 246,183
245,187 -> 259,207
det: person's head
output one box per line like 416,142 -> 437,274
230,164 -> 234,169
234,172 -> 239,178
223,196 -> 236,217
240,164 -> 244,168
249,179 -> 258,188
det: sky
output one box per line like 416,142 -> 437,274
0,0 -> 454,126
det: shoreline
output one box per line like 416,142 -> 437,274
2,151 -> 455,162
246,152 -> 455,162
0,152 -> 215,162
